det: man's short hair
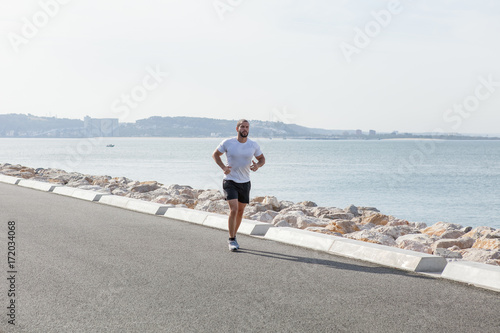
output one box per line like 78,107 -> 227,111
236,119 -> 249,128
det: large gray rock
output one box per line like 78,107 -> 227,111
112,188 -> 129,196
299,201 -> 318,207
310,207 -> 331,218
374,225 -> 420,240
434,248 -> 462,259
323,212 -> 355,220
272,211 -> 306,228
278,200 -> 294,210
197,189 -> 224,201
296,216 -> 330,229
359,213 -> 390,226
248,211 -> 274,223
251,203 -> 268,213
152,195 -> 174,204
275,220 -> 291,228
92,175 -> 112,186
305,227 -> 342,236
421,221 -> 463,237
439,230 -> 465,239
67,179 -> 90,187
325,220 -> 360,235
464,226 -> 496,240
397,239 -> 433,254
195,199 -> 228,215
128,181 -> 160,193
460,248 -> 500,265
357,207 -> 380,215
77,185 -> 110,193
386,218 -> 410,226
395,233 -> 435,253
488,230 -> 500,239
431,237 -> 474,250
345,230 -> 397,246
262,196 -> 280,210
344,204 -> 360,216
408,221 -> 428,229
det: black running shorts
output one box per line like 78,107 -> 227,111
223,180 -> 251,204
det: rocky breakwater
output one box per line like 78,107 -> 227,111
1,163 -> 499,266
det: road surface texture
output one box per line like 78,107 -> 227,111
0,182 -> 499,332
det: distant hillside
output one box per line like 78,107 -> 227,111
0,114 -> 83,137
0,113 -> 497,140
0,113 -> 344,138
119,116 -> 345,137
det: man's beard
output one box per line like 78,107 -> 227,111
239,131 -> 248,137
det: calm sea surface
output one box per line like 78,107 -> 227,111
0,137 -> 499,229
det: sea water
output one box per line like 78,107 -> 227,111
0,137 -> 498,229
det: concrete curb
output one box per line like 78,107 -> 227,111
264,227 -> 337,252
163,208 -> 273,236
163,207 -> 209,225
328,238 -> 447,273
98,195 -> 171,215
441,261 -> 500,292
18,179 -> 59,192
53,186 -> 110,202
265,227 -> 447,273
237,219 -> 274,236
0,174 -> 21,184
202,214 -> 273,236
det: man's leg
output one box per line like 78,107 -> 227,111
234,201 -> 247,235
227,199 -> 239,238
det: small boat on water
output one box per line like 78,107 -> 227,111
106,144 -> 115,147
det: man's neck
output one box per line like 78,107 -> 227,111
237,135 -> 248,143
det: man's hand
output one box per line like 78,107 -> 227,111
213,149 -> 232,175
250,161 -> 259,172
251,154 -> 265,172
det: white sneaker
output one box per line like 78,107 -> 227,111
228,240 -> 238,251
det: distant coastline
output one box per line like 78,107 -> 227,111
1,113 -> 498,140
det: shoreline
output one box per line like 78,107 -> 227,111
1,162 -> 499,266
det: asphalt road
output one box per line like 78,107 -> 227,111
0,182 -> 499,333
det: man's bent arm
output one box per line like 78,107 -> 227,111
255,154 -> 265,167
250,154 -> 265,172
213,149 -> 231,174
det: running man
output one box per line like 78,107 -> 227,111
212,119 -> 265,251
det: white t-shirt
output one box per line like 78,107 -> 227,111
217,138 -> 263,183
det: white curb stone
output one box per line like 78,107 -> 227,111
264,227 -> 338,252
329,238 -> 448,273
163,208 -> 210,225
99,195 -> 171,215
202,214 -> 228,230
0,174 -> 21,184
18,179 -> 59,192
203,214 -> 274,236
441,261 -> 500,292
53,186 -> 110,202
238,219 -> 274,236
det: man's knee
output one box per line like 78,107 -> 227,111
227,199 -> 239,213
237,203 -> 246,214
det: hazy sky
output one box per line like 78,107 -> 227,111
1,0 -> 499,134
